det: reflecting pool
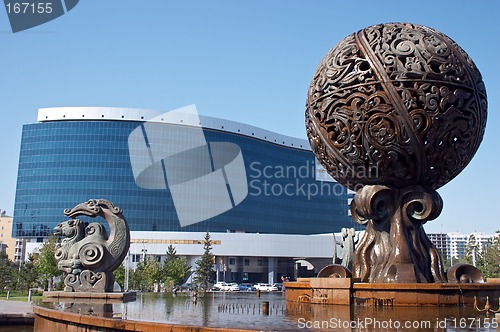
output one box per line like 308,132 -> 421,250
37,292 -> 498,331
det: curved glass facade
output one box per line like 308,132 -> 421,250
13,109 -> 355,238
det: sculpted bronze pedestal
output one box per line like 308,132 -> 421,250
306,22 -> 487,283
351,185 -> 446,283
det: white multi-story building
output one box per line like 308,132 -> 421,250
428,232 -> 498,264
427,233 -> 451,261
24,231 -> 341,285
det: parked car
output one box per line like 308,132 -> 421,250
253,283 -> 278,292
273,283 -> 283,291
213,282 -> 228,291
238,283 -> 256,291
253,283 -> 266,290
266,284 -> 278,291
223,283 -> 239,291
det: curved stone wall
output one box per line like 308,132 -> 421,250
33,305 -> 256,332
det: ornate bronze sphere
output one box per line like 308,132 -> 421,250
306,22 -> 487,191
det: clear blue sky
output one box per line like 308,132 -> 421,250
0,0 -> 499,234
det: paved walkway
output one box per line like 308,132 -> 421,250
0,300 -> 34,324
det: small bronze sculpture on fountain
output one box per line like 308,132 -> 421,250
339,228 -> 358,271
306,22 -> 487,283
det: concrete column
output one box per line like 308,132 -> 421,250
267,257 -> 277,284
214,255 -> 219,283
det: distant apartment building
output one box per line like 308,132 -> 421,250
427,233 -> 451,261
428,232 -> 498,263
0,210 -> 25,262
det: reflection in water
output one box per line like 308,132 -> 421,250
40,297 -> 119,319
36,292 -> 498,331
0,326 -> 33,332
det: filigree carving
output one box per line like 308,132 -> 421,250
306,23 -> 487,283
306,22 -> 487,191
54,199 -> 130,292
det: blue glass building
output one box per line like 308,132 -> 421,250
13,107 -> 355,238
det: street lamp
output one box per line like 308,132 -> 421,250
472,244 -> 478,267
124,250 -> 130,292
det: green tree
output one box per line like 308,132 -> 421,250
163,245 -> 191,289
0,252 -> 15,292
35,236 -> 61,290
113,263 -> 125,289
194,232 -> 215,290
478,232 -> 500,279
130,261 -> 146,291
15,253 -> 40,291
166,257 -> 191,287
166,244 -> 177,262
133,257 -> 162,292
144,257 -> 162,291
128,268 -> 143,291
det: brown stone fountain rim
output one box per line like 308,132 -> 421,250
284,278 -> 500,307
33,305 -> 257,332
43,291 -> 137,301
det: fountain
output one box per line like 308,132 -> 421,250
286,22 -> 500,310
31,22 -> 500,331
